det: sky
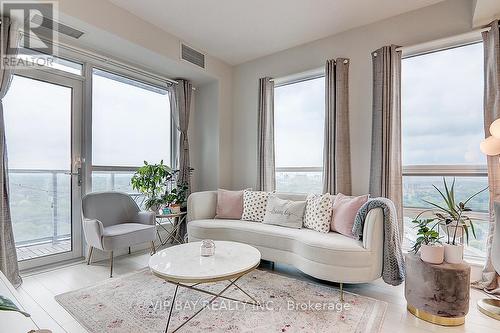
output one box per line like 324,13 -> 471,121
401,42 -> 485,165
274,77 -> 325,168
3,70 -> 171,170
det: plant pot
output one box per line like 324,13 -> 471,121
440,223 -> 464,239
444,243 -> 464,264
169,204 -> 181,214
420,244 -> 444,264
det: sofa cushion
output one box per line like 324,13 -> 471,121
331,193 -> 369,237
241,190 -> 270,222
263,195 -> 306,229
215,189 -> 245,219
303,194 -> 333,233
101,223 -> 156,250
187,219 -> 372,268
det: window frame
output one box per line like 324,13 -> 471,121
401,40 -> 489,262
89,66 -> 174,194
273,71 -> 325,193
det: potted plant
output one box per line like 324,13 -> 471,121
411,217 -> 444,264
420,178 -> 487,264
131,160 -> 176,212
163,183 -> 189,214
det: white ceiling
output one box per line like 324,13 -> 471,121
109,0 -> 446,65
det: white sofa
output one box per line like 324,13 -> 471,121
187,191 -> 384,284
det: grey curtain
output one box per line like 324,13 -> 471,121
0,16 -> 22,287
323,58 -> 351,195
369,45 -> 403,229
472,20 -> 500,296
257,77 -> 275,191
171,79 -> 192,194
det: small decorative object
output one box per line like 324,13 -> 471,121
412,178 -> 487,264
162,207 -> 172,215
169,204 -> 181,214
200,239 -> 215,257
411,217 -> 444,264
0,295 -> 31,317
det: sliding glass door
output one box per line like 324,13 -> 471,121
3,70 -> 83,269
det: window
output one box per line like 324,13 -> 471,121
3,73 -> 80,262
402,42 -> 488,260
17,48 -> 83,75
91,69 -> 171,192
274,76 -> 325,193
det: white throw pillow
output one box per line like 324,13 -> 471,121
241,190 -> 270,222
303,193 -> 334,233
263,195 -> 306,229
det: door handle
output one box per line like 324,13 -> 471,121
65,167 -> 82,186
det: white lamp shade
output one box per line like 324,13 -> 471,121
480,136 -> 500,156
490,118 -> 500,138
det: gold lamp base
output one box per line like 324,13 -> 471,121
477,298 -> 500,321
407,305 -> 465,326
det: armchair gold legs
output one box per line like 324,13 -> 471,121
150,241 -> 156,255
87,246 -> 94,265
109,251 -> 114,278
86,245 -> 156,278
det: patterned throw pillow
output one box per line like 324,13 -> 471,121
241,190 -> 270,222
303,194 -> 334,233
263,195 -> 306,229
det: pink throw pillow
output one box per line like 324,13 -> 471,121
215,189 -> 245,219
330,193 -> 369,238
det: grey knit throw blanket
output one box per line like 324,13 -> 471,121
353,198 -> 406,286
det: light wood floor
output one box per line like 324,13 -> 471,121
17,250 -> 500,333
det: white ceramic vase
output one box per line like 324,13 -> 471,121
420,244 -> 444,264
444,243 -> 464,264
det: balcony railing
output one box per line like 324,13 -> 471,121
8,168 -> 71,249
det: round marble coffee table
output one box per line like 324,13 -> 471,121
149,241 -> 261,333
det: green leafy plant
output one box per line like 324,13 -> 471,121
418,177 -> 487,246
131,161 -> 191,210
130,160 -> 176,210
411,217 -> 442,253
163,183 -> 189,207
0,295 -> 30,317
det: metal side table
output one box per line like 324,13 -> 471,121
153,212 -> 187,252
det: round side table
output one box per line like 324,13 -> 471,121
405,253 -> 470,326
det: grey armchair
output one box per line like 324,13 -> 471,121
82,191 -> 156,277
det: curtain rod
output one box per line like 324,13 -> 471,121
19,31 -> 196,90
395,25 -> 493,52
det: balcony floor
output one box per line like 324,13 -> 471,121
16,240 -> 71,261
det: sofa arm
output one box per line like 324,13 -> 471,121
187,191 -> 217,222
362,207 -> 384,251
82,218 -> 104,249
135,211 -> 156,225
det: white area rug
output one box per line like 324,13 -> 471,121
55,268 -> 386,333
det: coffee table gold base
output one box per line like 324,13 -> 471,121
165,274 -> 260,333
407,305 -> 465,326
477,298 -> 500,321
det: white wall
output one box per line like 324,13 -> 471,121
231,0 -> 474,194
